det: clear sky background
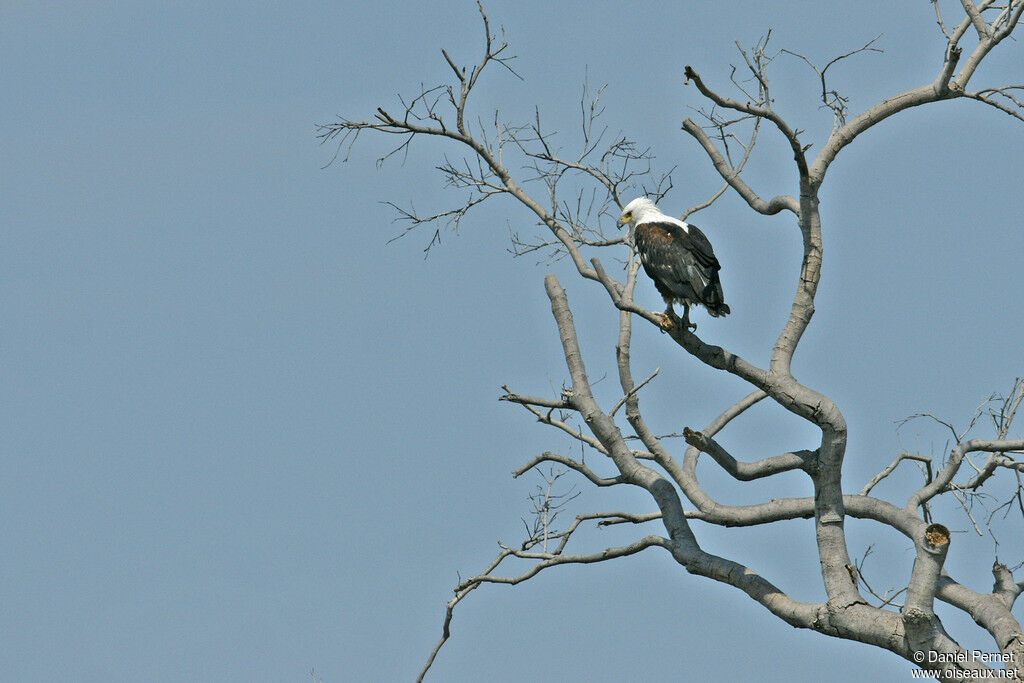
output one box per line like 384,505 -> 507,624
3,2 -> 1022,681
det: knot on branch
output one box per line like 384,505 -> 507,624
902,606 -> 935,647
819,510 -> 843,525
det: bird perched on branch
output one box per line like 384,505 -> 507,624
618,196 -> 730,330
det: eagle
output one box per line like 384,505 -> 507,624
618,196 -> 730,330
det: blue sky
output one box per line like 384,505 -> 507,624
3,2 -> 1022,681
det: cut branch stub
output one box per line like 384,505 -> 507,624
923,523 -> 951,553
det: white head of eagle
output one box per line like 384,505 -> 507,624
618,196 -> 730,327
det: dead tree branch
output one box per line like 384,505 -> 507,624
326,3 -> 1024,678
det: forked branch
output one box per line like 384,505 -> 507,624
327,3 -> 1024,678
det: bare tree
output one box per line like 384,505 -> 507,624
320,3 -> 1024,680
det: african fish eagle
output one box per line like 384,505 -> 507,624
618,196 -> 730,330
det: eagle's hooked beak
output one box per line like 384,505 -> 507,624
616,212 -> 631,229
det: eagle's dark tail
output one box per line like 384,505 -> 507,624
702,274 -> 730,318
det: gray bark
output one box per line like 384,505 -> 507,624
319,3 -> 1024,679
